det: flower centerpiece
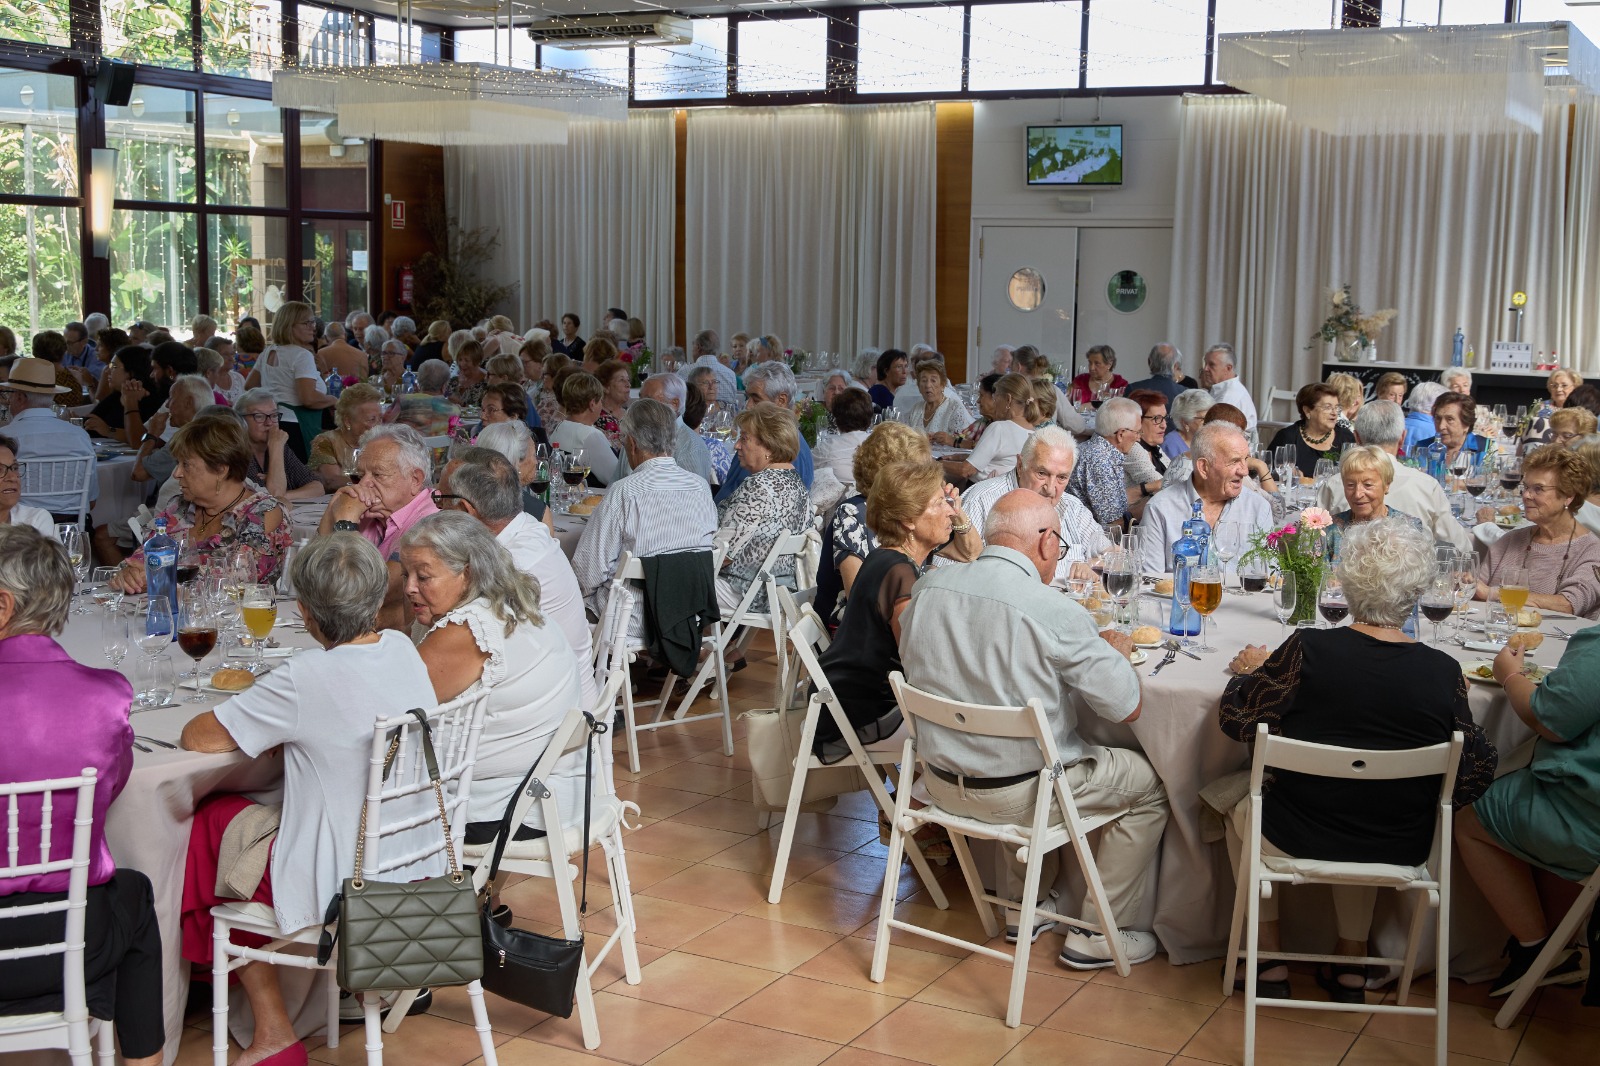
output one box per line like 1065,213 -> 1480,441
793,397 -> 831,447
628,346 -> 654,388
1240,507 -> 1334,626
1308,284 -> 1397,361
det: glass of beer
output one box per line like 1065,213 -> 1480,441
1190,563 -> 1223,653
1497,566 -> 1529,620
240,587 -> 278,670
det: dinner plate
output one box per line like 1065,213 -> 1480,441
1133,640 -> 1165,649
1462,660 -> 1547,686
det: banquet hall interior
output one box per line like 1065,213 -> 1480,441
3,1 -> 1600,1065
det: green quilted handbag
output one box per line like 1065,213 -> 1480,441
324,708 -> 484,993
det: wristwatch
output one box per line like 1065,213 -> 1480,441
332,519 -> 361,532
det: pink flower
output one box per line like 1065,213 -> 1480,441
1299,507 -> 1333,531
619,351 -> 634,363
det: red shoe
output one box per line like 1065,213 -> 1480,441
247,1043 -> 308,1066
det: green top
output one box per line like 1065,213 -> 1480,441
1527,625 -> 1600,825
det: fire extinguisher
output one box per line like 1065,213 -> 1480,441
397,264 -> 414,309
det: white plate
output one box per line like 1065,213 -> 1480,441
1128,649 -> 1148,666
1462,660 -> 1547,686
1133,640 -> 1165,649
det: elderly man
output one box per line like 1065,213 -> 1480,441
1067,397 -> 1139,526
318,423 -> 437,559
61,321 -> 101,387
1200,343 -> 1257,433
1138,421 -> 1274,575
1,358 -> 98,524
680,328 -> 737,401
962,425 -> 1111,583
571,399 -> 717,641
318,322 -> 366,381
235,388 -> 323,501
439,447 -> 597,708
714,360 -> 814,502
1122,343 -> 1188,404
901,489 -> 1168,966
615,373 -> 712,482
1318,399 -> 1473,554
990,345 -> 1015,375
187,314 -> 217,349
345,308 -> 374,339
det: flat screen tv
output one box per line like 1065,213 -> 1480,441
1026,124 -> 1123,186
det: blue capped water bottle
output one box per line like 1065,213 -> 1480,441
1451,327 -> 1464,368
325,369 -> 344,398
1425,437 -> 1448,488
1168,500 -> 1204,637
143,517 -> 178,640
401,368 -> 419,395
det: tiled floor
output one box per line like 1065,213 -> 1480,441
178,643 -> 1600,1066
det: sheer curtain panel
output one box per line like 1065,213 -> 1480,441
1168,94 -> 1589,393
685,103 -> 938,356
444,111 -> 675,343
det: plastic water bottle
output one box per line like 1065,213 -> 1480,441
325,369 -> 344,398
1425,438 -> 1448,488
143,517 -> 178,640
1451,327 -> 1465,368
1168,500 -> 1204,637
400,368 -> 418,395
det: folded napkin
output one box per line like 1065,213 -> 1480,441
1462,640 -> 1507,654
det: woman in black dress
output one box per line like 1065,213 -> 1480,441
1268,381 -> 1357,478
814,459 -> 963,764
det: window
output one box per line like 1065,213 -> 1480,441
299,4 -> 370,67
203,0 -> 283,79
736,17 -> 828,93
299,111 -> 367,211
968,3 -> 1083,91
0,0 -> 71,46
375,17 -> 441,64
209,215 -> 288,331
856,7 -> 964,94
0,70 -> 78,197
452,27 -> 536,69
1087,0 -> 1208,87
107,86 -> 197,204
110,209 -> 201,328
635,18 -> 729,100
1518,0 -> 1600,43
305,219 -> 368,325
0,203 -> 80,335
1213,0 -> 1340,38
205,95 -> 284,208
102,0 -> 195,69
542,44 -> 630,88
1383,1 -> 1511,25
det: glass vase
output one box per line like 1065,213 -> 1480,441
1290,569 -> 1321,626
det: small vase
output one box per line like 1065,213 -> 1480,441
1290,570 -> 1321,626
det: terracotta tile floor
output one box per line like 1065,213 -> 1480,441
178,643 -> 1600,1066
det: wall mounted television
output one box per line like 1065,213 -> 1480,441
1026,124 -> 1123,186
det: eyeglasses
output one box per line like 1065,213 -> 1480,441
430,491 -> 466,509
1039,528 -> 1070,556
1553,431 -> 1579,444
244,411 -> 281,424
1312,404 -> 1342,416
1142,414 -> 1168,425
0,462 -> 23,478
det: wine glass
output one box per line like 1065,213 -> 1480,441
55,524 -> 88,613
1499,456 -> 1523,500
240,586 -> 277,671
176,588 -> 219,702
1272,574 -> 1297,632
90,565 -> 123,613
1190,563 -> 1222,653
1318,573 -> 1349,627
102,605 -> 131,669
1273,445 -> 1296,491
1419,575 -> 1457,647
1212,522 -> 1241,588
1239,556 -> 1268,594
138,596 -> 174,657
1311,458 -> 1338,490
342,446 -> 362,486
1102,549 -> 1139,631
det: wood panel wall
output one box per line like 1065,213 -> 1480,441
377,142 -> 444,313
934,102 -> 974,382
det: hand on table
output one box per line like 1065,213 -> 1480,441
1099,629 -> 1135,660
82,414 -> 114,438
928,432 -> 955,447
1229,644 -> 1271,676
111,561 -> 147,594
1492,642 -> 1526,684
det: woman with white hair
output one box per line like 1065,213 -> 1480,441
1401,381 -> 1448,456
399,512 -> 590,843
853,347 -> 882,391
1165,388 -> 1215,460
1522,367 -> 1585,452
817,368 -> 857,410
1221,518 -> 1497,1002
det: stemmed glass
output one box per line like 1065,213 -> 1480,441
1311,458 -> 1338,493
1318,573 -> 1349,627
1102,548 -> 1139,632
1498,456 -> 1523,502
134,598 -> 174,710
102,606 -> 131,669
90,565 -> 123,613
1272,572 -> 1298,632
56,524 -> 89,614
1497,565 -> 1530,623
1420,576 -> 1457,647
1190,563 -> 1222,652
1454,558 -> 1478,634
1212,522 -> 1241,588
176,588 -> 219,702
560,449 -> 589,511
1274,446 -> 1297,503
341,447 -> 362,487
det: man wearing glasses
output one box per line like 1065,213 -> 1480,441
1066,397 -> 1142,527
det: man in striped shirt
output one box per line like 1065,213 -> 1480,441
572,399 -> 718,641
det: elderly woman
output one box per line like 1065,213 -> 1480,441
478,381 -> 532,431
476,420 -> 553,528
1067,344 -> 1128,406
1329,444 -> 1423,531
952,372 -> 1000,449
907,361 -> 973,445
814,460 -> 956,763
1457,599 -> 1600,1000
1547,405 -> 1598,449
0,434 -> 53,535
518,337 -> 550,388
870,349 -> 908,408
1268,382 -> 1357,478
715,403 -> 813,626
111,416 -> 291,592
309,381 -> 384,491
1030,377 -> 1059,427
246,300 -> 336,449
178,534 -> 436,1066
400,512 -> 588,842
537,352 -> 573,431
813,387 -> 876,486
448,340 -> 488,408
1222,518 -> 1497,1001
235,388 -> 323,501
1164,387 -> 1215,460
594,358 -> 631,447
1570,434 -> 1600,537
360,324 -> 390,373
1375,371 -> 1409,406
1440,367 -> 1473,396
1401,381 -> 1447,456
411,319 -> 449,368
1124,389 -> 1168,518
197,346 -> 242,405
1326,372 -> 1364,432
1415,391 -> 1488,474
1522,367 -> 1584,451
374,342 -> 407,396
945,372 -> 1037,482
1476,446 -> 1600,618
0,527 -> 164,1066
687,364 -> 722,410
581,335 -> 619,375
818,368 -> 856,411
549,371 -> 619,485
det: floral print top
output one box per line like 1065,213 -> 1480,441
450,377 -> 488,409
133,483 -> 291,585
716,467 -> 812,612
596,411 -> 622,449
536,390 -> 566,434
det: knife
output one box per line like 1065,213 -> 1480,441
1177,645 -> 1203,661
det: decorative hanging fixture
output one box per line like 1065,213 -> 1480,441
1217,21 -> 1600,136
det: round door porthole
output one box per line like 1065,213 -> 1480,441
1107,270 -> 1147,314
1007,267 -> 1046,312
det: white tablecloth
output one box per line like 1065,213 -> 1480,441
90,454 -> 142,527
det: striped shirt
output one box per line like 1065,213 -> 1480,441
961,472 -> 1112,583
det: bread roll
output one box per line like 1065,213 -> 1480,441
1153,577 -> 1174,596
1508,630 -> 1545,652
210,668 -> 255,692
1514,609 -> 1542,628
1131,625 -> 1162,645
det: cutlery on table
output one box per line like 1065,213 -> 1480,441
132,741 -> 151,753
134,735 -> 178,749
1150,647 -> 1179,676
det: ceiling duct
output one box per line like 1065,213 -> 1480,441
526,14 -> 692,49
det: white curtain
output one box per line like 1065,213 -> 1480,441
684,103 -> 937,357
444,111 -> 674,343
1169,94 -> 1583,397
1554,98 -> 1600,366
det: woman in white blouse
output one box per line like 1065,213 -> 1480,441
0,435 -> 54,535
942,372 -> 1038,482
906,362 -> 973,445
244,300 -> 336,451
548,370 -> 620,485
398,511 -> 591,841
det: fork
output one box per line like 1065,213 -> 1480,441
1150,645 -> 1179,676
1551,626 -> 1573,640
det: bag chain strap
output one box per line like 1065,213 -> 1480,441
352,708 -> 463,891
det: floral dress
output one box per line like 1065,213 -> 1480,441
450,377 -> 488,409
596,411 -> 622,449
134,486 -> 292,585
537,390 -> 566,434
716,468 -> 811,612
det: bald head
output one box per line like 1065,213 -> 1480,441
984,490 -> 1060,584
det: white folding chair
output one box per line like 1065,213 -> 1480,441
465,670 -> 641,1051
766,606 -> 948,909
1493,864 -> 1599,1029
20,455 -> 94,528
1222,723 -> 1462,1066
1265,387 -> 1298,423
0,769 -> 114,1066
210,690 -> 498,1066
871,672 -> 1130,1028
594,550 -> 734,774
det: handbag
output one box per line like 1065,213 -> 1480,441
317,708 -> 483,993
475,712 -> 605,1018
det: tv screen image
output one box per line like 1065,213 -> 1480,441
1026,124 -> 1123,186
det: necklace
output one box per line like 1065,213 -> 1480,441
1301,423 -> 1334,447
193,484 -> 250,539
1510,518 -> 1577,589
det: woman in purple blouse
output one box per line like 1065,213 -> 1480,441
0,525 -> 163,1065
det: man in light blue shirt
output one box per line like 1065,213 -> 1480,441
714,360 -> 813,503
2,358 -> 98,520
679,328 -> 738,402
614,375 -> 712,483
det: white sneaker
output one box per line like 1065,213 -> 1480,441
1058,928 -> 1159,970
1004,890 -> 1060,944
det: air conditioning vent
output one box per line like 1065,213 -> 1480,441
527,14 -> 692,48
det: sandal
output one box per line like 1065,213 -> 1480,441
1314,963 -> 1367,1004
1230,960 -> 1291,1000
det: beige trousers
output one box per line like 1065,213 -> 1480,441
1224,799 -> 1378,942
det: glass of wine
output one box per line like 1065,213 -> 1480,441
1497,565 -> 1529,621
1499,456 -> 1523,500
55,524 -> 89,614
561,448 -> 590,511
176,588 -> 219,702
530,455 -> 552,507
240,586 -> 278,670
1102,549 -> 1139,631
1318,573 -> 1349,627
342,447 -> 362,486
1420,576 -> 1457,647
1239,557 -> 1268,595
103,605 -> 131,669
1190,563 -> 1222,652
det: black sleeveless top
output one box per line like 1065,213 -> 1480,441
814,546 -> 918,752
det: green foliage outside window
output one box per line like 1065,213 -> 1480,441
0,203 -> 80,335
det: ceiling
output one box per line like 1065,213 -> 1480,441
344,0 -> 851,29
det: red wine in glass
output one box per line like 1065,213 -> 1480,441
1241,575 -> 1268,593
176,564 -> 200,584
531,478 -> 550,497
1466,482 -> 1487,497
1421,602 -> 1454,623
1318,600 -> 1349,624
1500,476 -> 1521,492
178,627 -> 217,660
560,469 -> 586,487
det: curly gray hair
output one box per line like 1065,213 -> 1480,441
1169,388 -> 1216,434
742,360 -> 798,407
1335,517 -> 1436,628
398,511 -> 543,632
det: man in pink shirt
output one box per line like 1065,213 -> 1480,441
318,423 -> 439,627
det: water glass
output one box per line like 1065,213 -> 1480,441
103,606 -> 131,668
134,653 -> 176,710
1272,576 -> 1298,632
90,566 -> 123,613
137,597 -> 175,656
